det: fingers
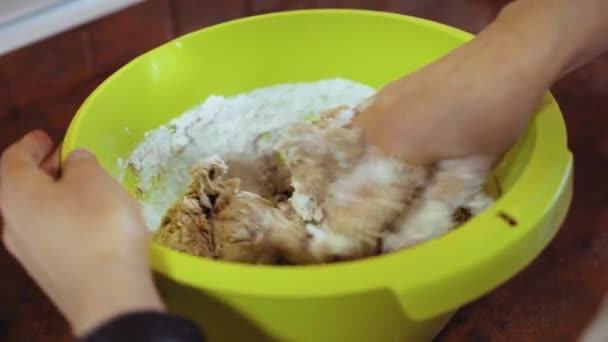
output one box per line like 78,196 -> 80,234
0,131 -> 55,194
382,157 -> 492,253
424,158 -> 491,208
41,145 -> 62,178
2,224 -> 16,255
60,149 -> 107,188
17,131 -> 54,163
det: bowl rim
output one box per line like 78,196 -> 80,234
63,8 -> 573,320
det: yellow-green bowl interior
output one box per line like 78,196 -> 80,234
63,9 -> 572,321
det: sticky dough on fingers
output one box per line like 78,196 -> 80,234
382,159 -> 494,252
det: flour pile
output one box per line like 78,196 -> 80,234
127,79 -> 494,265
128,79 -> 375,230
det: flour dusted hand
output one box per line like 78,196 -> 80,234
154,108 -> 494,265
274,110 -> 427,262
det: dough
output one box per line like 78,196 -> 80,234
154,109 -> 495,265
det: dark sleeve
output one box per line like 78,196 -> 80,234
82,311 -> 207,342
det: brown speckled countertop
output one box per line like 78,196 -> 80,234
0,0 -> 607,341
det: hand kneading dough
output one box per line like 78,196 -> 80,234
154,109 -> 494,264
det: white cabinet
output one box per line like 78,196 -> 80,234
0,0 -> 144,55
0,0 -> 67,26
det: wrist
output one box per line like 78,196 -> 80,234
67,271 -> 165,337
481,0 -> 568,82
495,0 -> 608,78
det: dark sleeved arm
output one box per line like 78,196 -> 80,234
82,311 -> 207,342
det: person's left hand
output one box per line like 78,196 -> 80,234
0,131 -> 164,337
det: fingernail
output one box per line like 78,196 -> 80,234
67,149 -> 95,161
25,130 -> 51,144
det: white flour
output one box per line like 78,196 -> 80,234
127,78 -> 375,230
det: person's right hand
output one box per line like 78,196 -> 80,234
353,0 -> 608,337
0,131 -> 164,337
352,0 -> 607,205
350,0 -> 608,254
353,2 -> 564,171
354,0 -> 607,171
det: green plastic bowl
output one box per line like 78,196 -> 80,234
63,9 -> 572,342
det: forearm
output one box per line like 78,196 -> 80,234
428,0 -> 608,148
490,0 -> 608,80
351,0 -> 608,165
